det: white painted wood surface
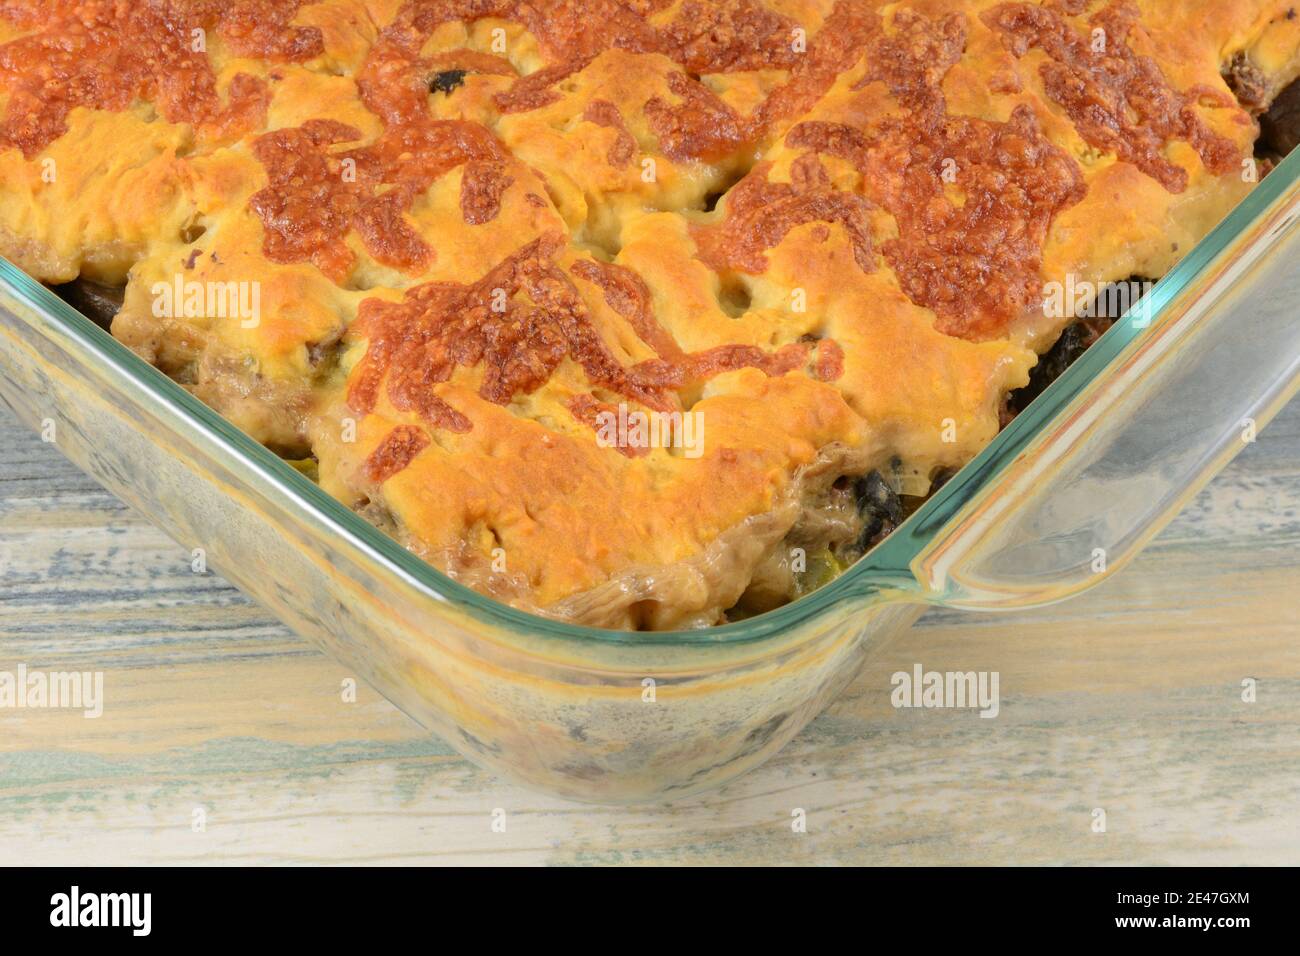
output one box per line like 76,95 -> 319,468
1,400 -> 1298,866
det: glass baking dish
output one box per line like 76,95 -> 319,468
4,145 -> 1300,803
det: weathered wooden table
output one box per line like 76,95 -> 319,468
2,400 -> 1297,866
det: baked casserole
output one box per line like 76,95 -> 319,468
3,0 -> 1299,630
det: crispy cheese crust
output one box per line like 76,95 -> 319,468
2,0 -> 1298,629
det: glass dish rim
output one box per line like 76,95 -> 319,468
3,149 -> 1297,649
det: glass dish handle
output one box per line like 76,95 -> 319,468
904,175 -> 1300,610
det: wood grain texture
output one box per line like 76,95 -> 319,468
1,401 -> 1298,866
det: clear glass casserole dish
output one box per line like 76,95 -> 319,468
3,146 -> 1300,804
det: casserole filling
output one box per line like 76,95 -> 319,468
5,1 -> 1300,630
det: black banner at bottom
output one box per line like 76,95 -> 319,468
0,865 -> 1283,942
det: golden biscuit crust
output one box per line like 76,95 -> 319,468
3,0 -> 1298,628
